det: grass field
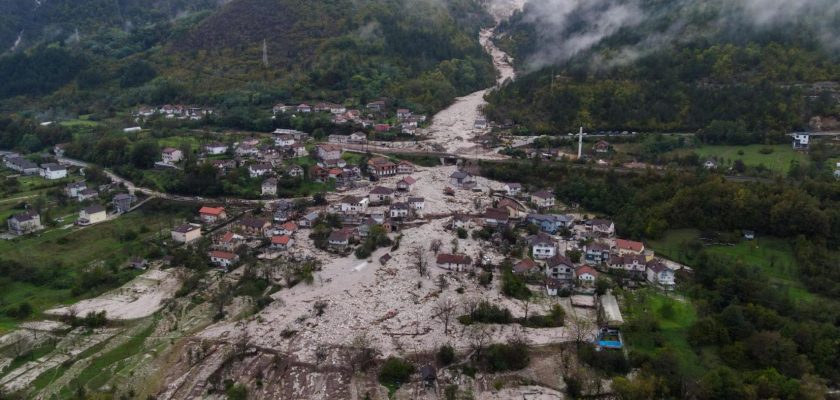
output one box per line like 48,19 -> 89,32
0,201 -> 192,333
693,144 -> 807,174
621,289 -> 703,377
649,229 -> 814,303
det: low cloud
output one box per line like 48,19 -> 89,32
518,0 -> 840,70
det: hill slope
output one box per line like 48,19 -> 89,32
484,0 -> 840,141
0,0 -> 496,116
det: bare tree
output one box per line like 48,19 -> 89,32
411,246 -> 428,277
433,297 -> 458,335
450,238 -> 459,254
462,296 -> 480,317
521,295 -> 533,321
568,314 -> 594,348
349,333 -> 376,372
467,324 -> 495,360
430,239 -> 442,254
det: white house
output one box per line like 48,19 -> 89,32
529,232 -> 557,259
40,163 -> 67,180
78,205 -> 107,226
646,262 -> 675,290
210,251 -> 239,270
249,163 -> 272,178
262,178 -> 277,196
369,186 -> 395,204
7,211 -> 43,235
171,223 -> 201,243
504,183 -> 522,196
436,254 -> 473,272
530,191 -> 555,209
65,182 -> 87,198
589,219 -> 616,237
575,266 -> 599,287
792,133 -> 810,149
389,203 -> 410,219
339,196 -> 369,213
204,142 -> 228,155
161,147 -> 183,163
408,197 -> 425,211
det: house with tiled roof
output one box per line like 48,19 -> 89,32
199,206 -> 227,224
436,254 -> 473,272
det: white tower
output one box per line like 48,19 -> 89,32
577,127 -> 586,159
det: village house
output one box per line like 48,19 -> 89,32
396,176 -> 416,191
450,214 -> 471,230
368,157 -> 398,177
287,143 -> 307,158
328,230 -> 351,248
408,197 -> 425,211
615,239 -> 645,256
339,195 -> 369,213
214,231 -> 245,252
584,242 -> 611,264
529,232 -> 557,259
204,142 -> 228,155
5,157 -> 39,175
497,198 -> 528,219
527,213 -> 574,234
513,258 -> 538,275
504,183 -> 522,196
646,261 -> 676,290
262,178 -> 278,196
483,207 -> 510,228
350,132 -> 367,143
315,144 -> 343,161
77,188 -> 99,202
297,103 -> 312,113
78,205 -> 107,226
270,235 -> 294,250
367,100 -> 386,111
593,140 -> 610,154
171,223 -> 201,243
576,265 -> 599,287
389,202 -> 410,219
436,254 -> 473,272
474,118 -> 488,130
274,133 -> 296,147
328,134 -> 350,144
396,109 -> 412,119
274,222 -> 298,236
210,251 -> 239,270
161,147 -> 183,163
53,143 -> 68,157
199,206 -> 227,224
40,163 -> 67,180
545,278 -> 568,296
369,186 -> 395,204
210,159 -> 237,173
236,144 -> 259,157
238,218 -> 271,237
298,211 -> 320,228
112,193 -> 134,213
248,163 -> 273,178
589,219 -> 616,237
449,170 -> 475,188
65,182 -> 87,198
545,254 -> 576,284
530,191 -> 556,209
397,160 -> 414,175
7,211 -> 43,235
609,254 -> 647,279
374,124 -> 391,133
401,125 -> 417,135
286,165 -> 304,178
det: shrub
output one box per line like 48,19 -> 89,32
463,301 -> 513,324
579,344 -> 630,375
437,344 -> 456,366
378,357 -> 415,391
480,340 -> 530,372
457,227 -> 468,239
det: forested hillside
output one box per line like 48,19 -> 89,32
485,0 -> 840,142
0,0 -> 495,116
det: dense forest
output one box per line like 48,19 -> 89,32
0,0 -> 496,118
478,160 -> 840,396
485,0 -> 840,141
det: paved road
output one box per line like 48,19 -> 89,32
57,156 -> 300,205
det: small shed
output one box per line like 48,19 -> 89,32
379,253 -> 392,265
420,365 -> 436,387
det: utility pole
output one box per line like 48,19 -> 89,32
577,126 -> 586,159
262,39 -> 269,68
